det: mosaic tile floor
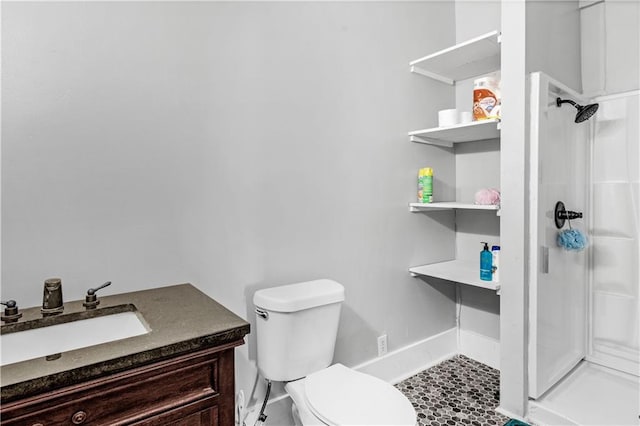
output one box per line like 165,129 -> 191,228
395,355 -> 511,426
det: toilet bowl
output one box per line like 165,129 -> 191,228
285,364 -> 416,426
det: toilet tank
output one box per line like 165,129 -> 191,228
253,279 -> 345,382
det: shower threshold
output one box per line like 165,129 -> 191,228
528,360 -> 639,425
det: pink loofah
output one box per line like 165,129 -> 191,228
474,188 -> 501,205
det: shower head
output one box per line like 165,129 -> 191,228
556,97 -> 599,123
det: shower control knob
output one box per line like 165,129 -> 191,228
554,201 -> 583,229
558,210 -> 583,220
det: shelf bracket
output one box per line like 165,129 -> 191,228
410,66 -> 455,85
409,135 -> 454,148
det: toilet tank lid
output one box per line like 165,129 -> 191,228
253,279 -> 345,313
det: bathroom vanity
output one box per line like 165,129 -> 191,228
0,284 -> 250,426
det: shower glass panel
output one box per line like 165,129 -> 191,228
588,90 -> 640,377
528,72 -> 588,399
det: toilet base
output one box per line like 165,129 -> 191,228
291,402 -> 323,426
291,403 -> 302,426
285,380 -> 326,425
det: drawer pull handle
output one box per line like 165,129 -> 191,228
71,410 -> 88,424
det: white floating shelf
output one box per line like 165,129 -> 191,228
409,259 -> 500,292
409,202 -> 500,215
408,119 -> 501,147
409,30 -> 501,85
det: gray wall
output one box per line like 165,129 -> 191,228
526,0 -> 582,91
581,0 -> 640,95
1,1 -> 457,399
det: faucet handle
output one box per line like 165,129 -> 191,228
83,281 -> 112,309
1,300 -> 23,323
87,281 -> 112,296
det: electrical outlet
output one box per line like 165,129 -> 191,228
377,334 -> 388,357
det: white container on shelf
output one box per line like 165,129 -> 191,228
492,245 -> 500,282
460,111 -> 473,123
438,108 -> 459,127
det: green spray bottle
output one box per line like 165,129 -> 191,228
422,167 -> 433,203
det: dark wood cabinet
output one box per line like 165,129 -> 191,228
0,341 -> 241,426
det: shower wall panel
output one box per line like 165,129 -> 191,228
588,91 -> 640,376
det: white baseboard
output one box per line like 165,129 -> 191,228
459,329 -> 500,370
527,400 -> 580,426
495,406 -> 528,423
353,327 -> 458,384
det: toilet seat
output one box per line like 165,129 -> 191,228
286,364 -> 416,426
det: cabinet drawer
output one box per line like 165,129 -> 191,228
132,397 -> 219,426
1,349 -> 221,426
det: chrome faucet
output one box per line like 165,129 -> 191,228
41,278 -> 64,316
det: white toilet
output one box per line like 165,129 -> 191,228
253,279 -> 416,426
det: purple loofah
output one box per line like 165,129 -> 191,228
557,228 -> 588,251
474,188 -> 501,205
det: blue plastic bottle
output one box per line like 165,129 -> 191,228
480,242 -> 493,281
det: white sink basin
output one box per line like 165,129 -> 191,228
1,311 -> 149,366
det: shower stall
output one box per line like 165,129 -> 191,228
527,72 -> 639,425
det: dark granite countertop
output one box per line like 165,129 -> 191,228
1,283 -> 250,402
